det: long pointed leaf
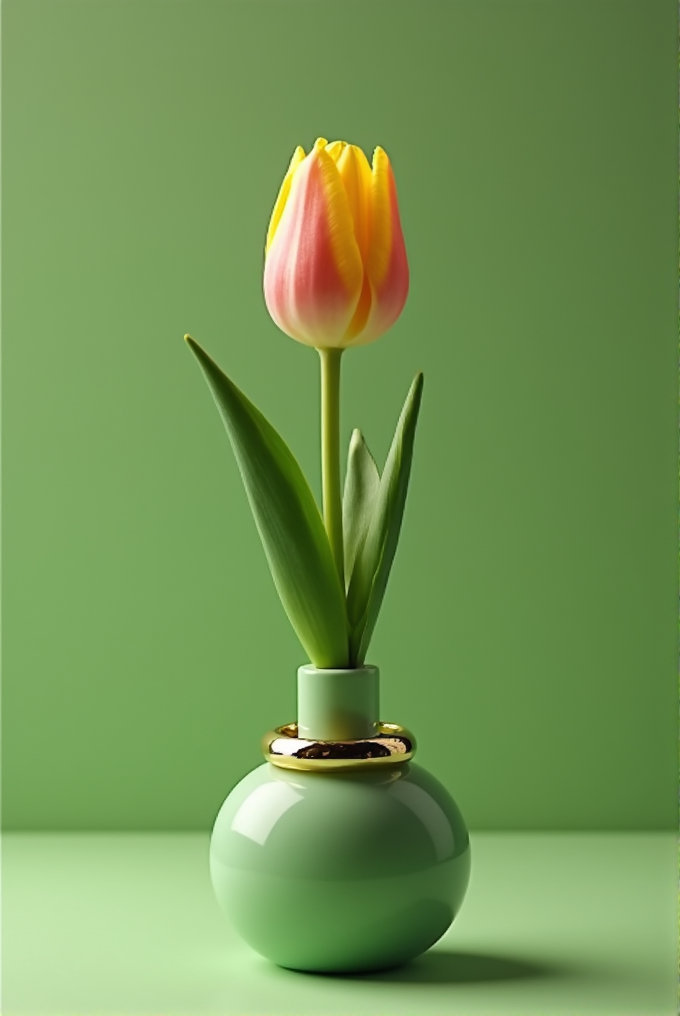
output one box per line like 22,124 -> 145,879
342,429 -> 380,589
346,373 -> 424,665
185,335 -> 349,668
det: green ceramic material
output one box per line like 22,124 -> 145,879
297,664 -> 379,740
210,760 -> 471,972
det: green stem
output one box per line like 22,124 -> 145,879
319,347 -> 345,591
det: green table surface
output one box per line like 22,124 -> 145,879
1,832 -> 676,1016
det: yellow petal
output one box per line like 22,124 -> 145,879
335,144 -> 372,264
366,146 -> 393,286
265,146 -> 306,253
349,145 -> 408,346
325,140 -> 346,163
315,146 -> 364,301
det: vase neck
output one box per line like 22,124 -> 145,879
297,665 -> 379,741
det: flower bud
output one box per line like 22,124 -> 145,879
264,138 -> 409,349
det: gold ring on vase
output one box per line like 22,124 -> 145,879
262,722 -> 417,772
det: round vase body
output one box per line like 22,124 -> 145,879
210,760 -> 471,973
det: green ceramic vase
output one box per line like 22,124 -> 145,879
209,665 -> 471,973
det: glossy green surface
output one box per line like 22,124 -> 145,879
210,762 -> 470,972
2,832 -> 676,1015
297,665 -> 379,740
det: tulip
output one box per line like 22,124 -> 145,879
263,138 -> 409,350
185,143 -> 421,670
263,138 -> 411,622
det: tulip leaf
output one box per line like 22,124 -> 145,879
346,373 -> 424,666
185,335 -> 349,669
342,429 -> 381,589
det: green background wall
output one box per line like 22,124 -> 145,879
2,0 -> 676,830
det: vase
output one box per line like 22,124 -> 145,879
209,664 -> 471,973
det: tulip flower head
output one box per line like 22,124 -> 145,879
264,138 -> 409,350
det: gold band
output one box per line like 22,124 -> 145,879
262,722 -> 416,772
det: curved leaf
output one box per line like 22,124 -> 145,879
346,373 -> 424,665
342,429 -> 380,588
185,335 -> 349,668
